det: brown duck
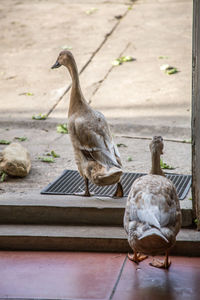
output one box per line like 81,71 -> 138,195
124,136 -> 181,269
52,51 -> 123,197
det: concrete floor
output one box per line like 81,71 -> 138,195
0,251 -> 199,300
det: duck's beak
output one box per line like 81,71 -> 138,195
51,61 -> 61,69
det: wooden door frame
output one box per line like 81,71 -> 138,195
192,0 -> 200,230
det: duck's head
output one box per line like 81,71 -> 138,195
51,50 -> 73,69
149,136 -> 164,155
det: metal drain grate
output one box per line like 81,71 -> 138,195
41,170 -> 191,200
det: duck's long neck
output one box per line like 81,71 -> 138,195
66,57 -> 87,116
150,151 -> 165,176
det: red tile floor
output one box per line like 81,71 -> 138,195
0,252 -> 199,300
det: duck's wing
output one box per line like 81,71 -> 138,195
123,179 -> 140,234
73,110 -> 122,169
129,176 -> 179,230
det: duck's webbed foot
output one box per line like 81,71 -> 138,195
113,182 -> 123,198
149,251 -> 171,269
128,252 -> 148,264
149,259 -> 171,269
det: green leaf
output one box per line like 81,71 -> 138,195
189,197 -> 192,200
127,156 -> 133,162
51,150 -> 60,158
160,64 -> 178,75
158,56 -> 168,59
57,124 -> 68,134
38,156 -> 55,163
112,56 -> 135,66
121,56 -> 134,62
0,172 -> 7,182
112,59 -> 122,66
166,68 -> 178,75
46,151 -> 60,158
14,136 -> 27,142
194,218 -> 198,224
32,114 -> 47,120
160,158 -> 175,170
85,8 -> 98,15
0,140 -> 11,145
128,6 -> 132,10
19,92 -> 34,96
117,143 -> 127,148
61,45 -> 72,50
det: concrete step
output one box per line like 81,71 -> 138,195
0,193 -> 193,227
0,195 -> 125,226
0,225 -> 199,256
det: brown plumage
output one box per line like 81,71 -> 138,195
52,51 -> 123,197
124,136 -> 181,268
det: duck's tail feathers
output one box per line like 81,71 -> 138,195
138,228 -> 169,244
93,167 -> 122,186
